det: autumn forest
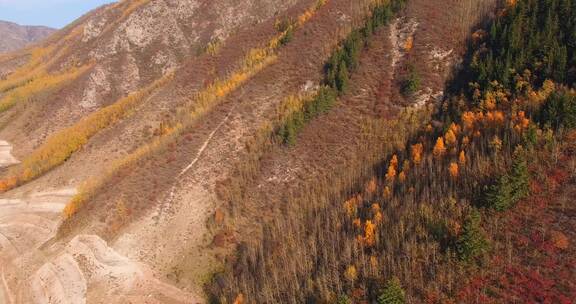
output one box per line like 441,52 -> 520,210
209,0 -> 576,303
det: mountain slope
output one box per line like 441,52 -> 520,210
0,21 -> 55,53
0,0 -> 573,303
0,0 -> 314,302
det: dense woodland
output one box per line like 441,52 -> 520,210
209,0 -> 575,303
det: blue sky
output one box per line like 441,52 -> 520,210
0,0 -> 115,28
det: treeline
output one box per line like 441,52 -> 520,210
278,0 -> 407,145
209,0 -> 575,303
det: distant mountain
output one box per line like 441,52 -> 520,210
0,20 -> 55,53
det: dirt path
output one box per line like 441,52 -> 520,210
156,110 -> 234,221
113,106 -> 243,299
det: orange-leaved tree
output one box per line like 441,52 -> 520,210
433,137 -> 447,158
385,163 -> 397,183
449,162 -> 459,179
411,143 -> 424,165
459,150 -> 467,165
364,220 -> 376,247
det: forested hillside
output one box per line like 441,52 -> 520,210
209,0 -> 576,303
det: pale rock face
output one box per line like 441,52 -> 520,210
82,15 -> 109,43
122,2 -> 187,48
153,51 -> 177,75
119,54 -> 141,93
172,0 -> 201,20
96,0 -> 194,59
80,67 -> 111,110
61,0 -> 300,114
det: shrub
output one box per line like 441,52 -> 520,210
0,47 -> 53,93
274,18 -> 293,33
401,67 -> 420,96
279,26 -> 294,46
0,65 -> 90,113
336,62 -> 350,93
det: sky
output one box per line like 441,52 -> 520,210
0,0 -> 116,28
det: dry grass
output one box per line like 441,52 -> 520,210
0,47 -> 54,93
0,73 -> 172,193
0,64 -> 90,113
0,24 -> 84,94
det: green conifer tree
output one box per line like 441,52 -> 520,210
378,277 -> 406,304
337,63 -> 350,93
457,210 -> 489,262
